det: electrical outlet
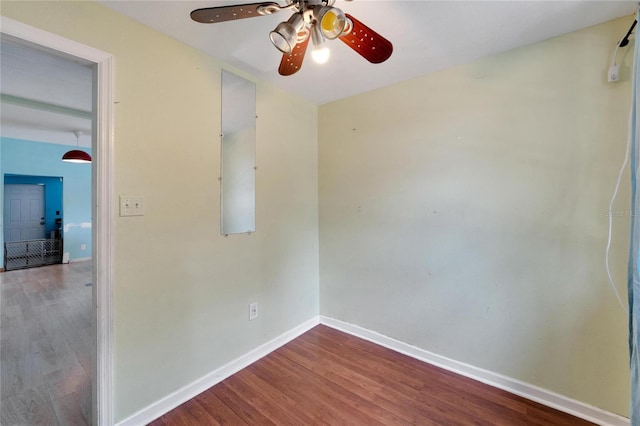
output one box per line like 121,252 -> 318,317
608,65 -> 619,83
80,244 -> 86,251
249,302 -> 258,321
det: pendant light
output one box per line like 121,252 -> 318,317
62,130 -> 91,163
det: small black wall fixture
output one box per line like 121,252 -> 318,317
619,19 -> 637,47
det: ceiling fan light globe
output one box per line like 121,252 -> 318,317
317,6 -> 346,39
310,22 -> 329,64
311,46 -> 330,64
270,13 -> 305,54
270,26 -> 296,53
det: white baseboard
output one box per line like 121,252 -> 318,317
116,314 -> 628,426
320,315 -> 629,426
116,316 -> 320,426
69,257 -> 91,263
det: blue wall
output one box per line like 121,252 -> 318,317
1,137 -> 92,262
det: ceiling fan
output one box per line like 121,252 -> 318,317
191,0 -> 393,76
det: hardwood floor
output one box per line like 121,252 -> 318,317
1,261 -> 92,426
151,325 -> 594,425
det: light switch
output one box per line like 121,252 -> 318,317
120,195 -> 144,217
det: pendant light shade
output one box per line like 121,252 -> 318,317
62,131 -> 91,163
62,149 -> 92,163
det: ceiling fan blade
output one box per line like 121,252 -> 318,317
191,2 -> 280,24
339,14 -> 393,64
278,35 -> 310,76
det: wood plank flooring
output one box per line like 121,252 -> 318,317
1,261 -> 92,426
151,325 -> 594,425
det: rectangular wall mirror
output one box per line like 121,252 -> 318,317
220,69 -> 256,235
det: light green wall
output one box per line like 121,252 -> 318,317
319,16 -> 632,416
1,1 -> 319,421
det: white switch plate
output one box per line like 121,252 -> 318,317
120,196 -> 145,216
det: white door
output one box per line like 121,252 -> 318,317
4,184 -> 46,242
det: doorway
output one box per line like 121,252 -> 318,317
1,39 -> 93,424
4,176 -> 65,271
1,16 -> 114,426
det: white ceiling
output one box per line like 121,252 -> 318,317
0,38 -> 93,146
100,0 -> 638,104
0,1 -> 636,145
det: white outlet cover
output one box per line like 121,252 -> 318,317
249,302 -> 258,320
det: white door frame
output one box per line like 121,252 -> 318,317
1,16 -> 114,426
